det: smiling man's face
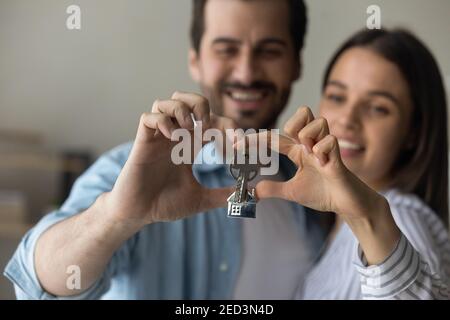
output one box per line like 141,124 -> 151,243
189,0 -> 301,130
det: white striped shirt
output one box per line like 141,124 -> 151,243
297,189 -> 450,299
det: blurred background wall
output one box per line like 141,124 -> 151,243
1,0 -> 450,299
1,0 -> 450,156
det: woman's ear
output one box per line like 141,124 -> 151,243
188,48 -> 201,82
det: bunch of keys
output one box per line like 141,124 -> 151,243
227,148 -> 260,219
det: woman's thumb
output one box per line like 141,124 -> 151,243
255,180 -> 290,201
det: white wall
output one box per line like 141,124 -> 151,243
1,0 -> 450,156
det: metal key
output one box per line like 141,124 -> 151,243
227,149 -> 259,219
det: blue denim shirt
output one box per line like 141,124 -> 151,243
4,142 -> 325,299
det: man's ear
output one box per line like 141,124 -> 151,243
188,48 -> 201,82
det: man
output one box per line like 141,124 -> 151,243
4,0 -> 325,299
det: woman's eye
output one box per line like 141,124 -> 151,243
326,94 -> 345,104
371,105 -> 390,115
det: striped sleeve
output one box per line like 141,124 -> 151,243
353,190 -> 450,300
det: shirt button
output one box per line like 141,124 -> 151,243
219,262 -> 228,272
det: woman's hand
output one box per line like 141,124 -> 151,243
246,106 -> 377,218
237,106 -> 401,264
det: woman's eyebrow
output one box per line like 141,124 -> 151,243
368,90 -> 401,106
326,80 -> 401,107
326,80 -> 347,89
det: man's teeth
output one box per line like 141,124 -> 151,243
229,91 -> 264,101
338,139 -> 363,150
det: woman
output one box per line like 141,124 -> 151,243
249,28 -> 450,299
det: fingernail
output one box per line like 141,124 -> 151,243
190,113 -> 198,129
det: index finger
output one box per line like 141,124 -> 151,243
283,106 -> 315,142
234,132 -> 301,166
171,91 -> 211,127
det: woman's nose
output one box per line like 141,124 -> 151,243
337,103 -> 361,130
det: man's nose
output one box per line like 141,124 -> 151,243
231,52 -> 260,85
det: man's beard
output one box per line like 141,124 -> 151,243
200,81 -> 291,130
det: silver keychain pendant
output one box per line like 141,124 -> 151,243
227,149 -> 259,219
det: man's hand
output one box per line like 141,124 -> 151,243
34,91 -> 237,297
103,91 -> 235,228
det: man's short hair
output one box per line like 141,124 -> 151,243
190,0 -> 308,56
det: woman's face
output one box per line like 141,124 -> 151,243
319,47 -> 413,190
